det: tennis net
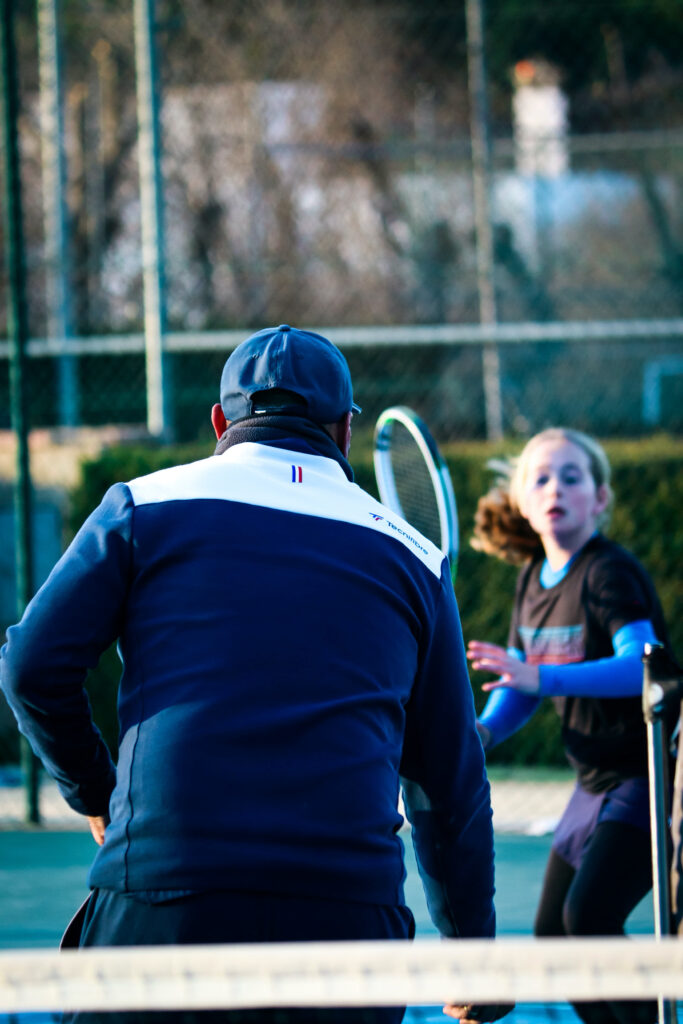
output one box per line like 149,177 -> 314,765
1,937 -> 682,1017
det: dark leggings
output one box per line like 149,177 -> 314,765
534,820 -> 656,1024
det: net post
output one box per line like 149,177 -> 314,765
642,642 -> 683,1024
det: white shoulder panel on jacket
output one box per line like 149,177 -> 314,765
127,443 -> 444,578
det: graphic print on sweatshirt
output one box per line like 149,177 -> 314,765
518,623 -> 585,665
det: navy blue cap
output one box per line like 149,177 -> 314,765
220,324 -> 361,424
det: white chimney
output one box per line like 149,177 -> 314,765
512,59 -> 569,178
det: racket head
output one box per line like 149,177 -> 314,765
373,405 -> 459,579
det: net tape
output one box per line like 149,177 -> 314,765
2,938 -> 683,1014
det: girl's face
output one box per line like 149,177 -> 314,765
518,438 -> 609,550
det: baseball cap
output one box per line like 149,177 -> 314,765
219,324 -> 361,424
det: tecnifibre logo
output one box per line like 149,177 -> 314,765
368,512 -> 429,556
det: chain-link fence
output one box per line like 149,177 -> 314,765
1,0 -> 682,822
3,0 -> 682,429
5,0 -> 683,334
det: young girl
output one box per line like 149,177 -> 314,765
468,427 -> 675,1024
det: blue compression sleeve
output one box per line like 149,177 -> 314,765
611,619 -> 659,658
477,647 -> 540,747
539,619 -> 658,698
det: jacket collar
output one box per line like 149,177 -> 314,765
213,414 -> 354,482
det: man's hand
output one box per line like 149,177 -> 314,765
87,814 -> 109,845
443,1001 -> 515,1022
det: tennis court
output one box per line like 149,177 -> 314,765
0,813 -> 656,1024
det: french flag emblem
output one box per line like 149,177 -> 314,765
291,465 -> 303,483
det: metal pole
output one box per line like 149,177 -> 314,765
1,0 -> 40,824
643,643 -> 679,1024
465,0 -> 503,441
133,0 -> 171,439
37,0 -> 78,427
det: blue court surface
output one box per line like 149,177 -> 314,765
0,828 -> 657,1024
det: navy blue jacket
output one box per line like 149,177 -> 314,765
1,425 -> 494,937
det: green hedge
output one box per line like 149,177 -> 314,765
70,434 -> 683,765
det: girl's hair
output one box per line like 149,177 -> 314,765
471,427 -> 614,565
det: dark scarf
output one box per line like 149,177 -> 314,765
213,414 -> 354,482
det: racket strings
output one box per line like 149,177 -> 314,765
389,425 -> 442,548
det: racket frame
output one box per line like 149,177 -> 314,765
373,405 -> 459,575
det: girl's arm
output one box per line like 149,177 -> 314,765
538,619 -> 658,698
477,647 -> 541,748
471,621 -> 659,724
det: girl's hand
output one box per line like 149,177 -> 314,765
467,641 -> 540,696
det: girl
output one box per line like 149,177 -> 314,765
468,427 -> 675,1024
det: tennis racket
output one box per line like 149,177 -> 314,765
373,406 -> 459,580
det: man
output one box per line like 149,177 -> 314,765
1,325 -> 503,1024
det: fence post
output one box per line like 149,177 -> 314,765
465,0 -> 503,441
0,0 -> 41,824
133,0 -> 172,440
38,0 -> 79,427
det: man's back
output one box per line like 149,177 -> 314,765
93,438 -> 460,899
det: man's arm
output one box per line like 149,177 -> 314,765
0,484 -> 134,817
400,561 -> 495,940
